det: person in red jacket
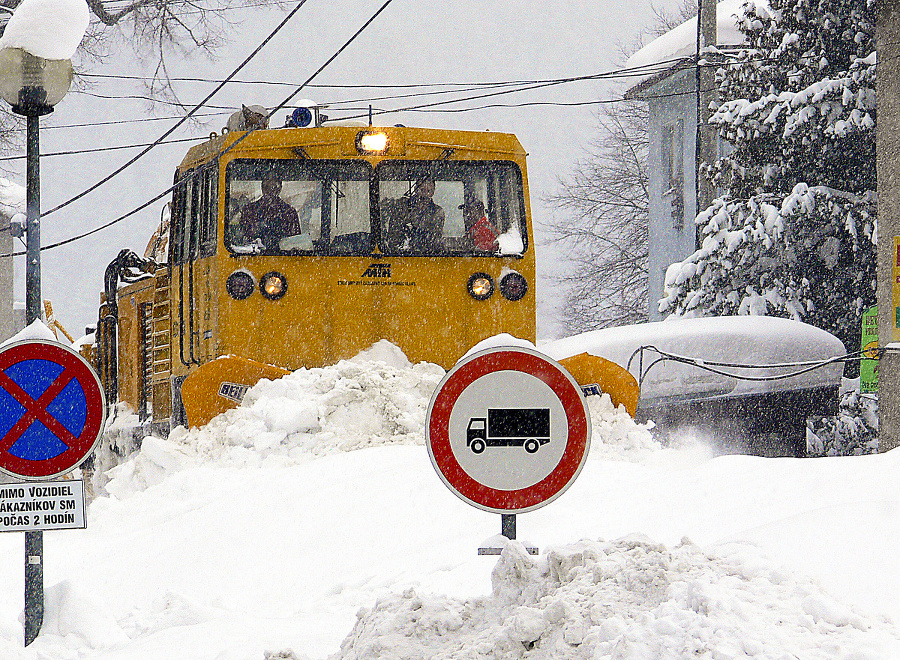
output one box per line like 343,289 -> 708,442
460,197 -> 499,252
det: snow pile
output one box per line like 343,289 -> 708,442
583,393 -> 662,462
40,580 -> 129,649
177,351 -> 444,461
0,318 -> 58,348
336,535 -> 897,660
101,343 -> 659,497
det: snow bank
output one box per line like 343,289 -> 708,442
101,341 -> 658,497
335,535 -> 896,659
41,580 -> 129,649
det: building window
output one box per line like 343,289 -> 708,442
661,119 -> 684,231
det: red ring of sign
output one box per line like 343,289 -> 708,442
428,349 -> 589,513
0,340 -> 106,480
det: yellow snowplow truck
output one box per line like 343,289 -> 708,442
93,113 -> 638,432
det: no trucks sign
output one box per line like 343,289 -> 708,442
426,346 -> 591,514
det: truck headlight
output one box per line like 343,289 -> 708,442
260,271 -> 287,300
467,273 -> 494,301
499,272 -> 528,301
356,130 -> 389,155
226,270 -> 255,300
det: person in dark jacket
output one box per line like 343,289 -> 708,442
240,177 -> 301,250
386,176 -> 446,253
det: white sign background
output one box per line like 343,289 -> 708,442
0,480 -> 86,533
448,370 -> 567,490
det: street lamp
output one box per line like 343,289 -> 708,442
0,46 -> 73,324
0,44 -> 72,648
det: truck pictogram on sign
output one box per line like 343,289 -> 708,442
466,408 -> 550,454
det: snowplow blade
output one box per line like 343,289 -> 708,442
558,352 -> 639,417
181,356 -> 291,428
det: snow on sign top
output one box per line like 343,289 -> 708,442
0,0 -> 89,61
625,0 -> 770,73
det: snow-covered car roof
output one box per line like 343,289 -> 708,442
543,316 -> 846,404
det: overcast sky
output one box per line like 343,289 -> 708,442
4,0 -> 683,339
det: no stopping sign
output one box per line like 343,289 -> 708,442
426,345 -> 591,514
0,340 -> 106,480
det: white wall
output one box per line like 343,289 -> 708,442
642,68 -> 699,320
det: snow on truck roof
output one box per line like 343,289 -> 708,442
543,316 -> 846,405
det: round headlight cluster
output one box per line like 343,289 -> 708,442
467,273 -> 495,300
467,271 -> 529,302
227,270 -> 288,301
499,272 -> 528,301
226,271 -> 255,300
260,271 -> 287,300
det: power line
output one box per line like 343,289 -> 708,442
70,89 -> 237,111
41,0 -> 315,218
27,0 -> 398,256
0,135 -> 205,161
0,85 -> 713,162
11,43 -> 871,249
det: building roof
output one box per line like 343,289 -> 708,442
623,0 -> 768,98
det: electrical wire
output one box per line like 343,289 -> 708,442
41,0 -> 315,219
0,135 -> 205,162
5,38 -> 869,249
19,0 -> 397,256
0,83 -> 715,163
627,344 -> 868,390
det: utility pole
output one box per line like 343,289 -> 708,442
695,0 -> 718,248
877,0 -> 900,452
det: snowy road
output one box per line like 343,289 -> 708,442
0,344 -> 897,658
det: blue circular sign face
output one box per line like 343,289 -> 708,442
0,340 -> 106,480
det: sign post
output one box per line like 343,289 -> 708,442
426,346 -> 591,554
0,339 -> 106,645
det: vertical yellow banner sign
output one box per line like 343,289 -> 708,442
894,237 -> 900,342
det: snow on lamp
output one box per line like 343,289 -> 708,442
0,0 -> 88,116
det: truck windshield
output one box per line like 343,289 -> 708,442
377,160 -> 527,257
225,159 -> 373,256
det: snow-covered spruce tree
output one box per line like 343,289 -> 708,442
659,0 -> 876,363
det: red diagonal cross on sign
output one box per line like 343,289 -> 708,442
0,340 -> 106,480
0,368 -> 78,454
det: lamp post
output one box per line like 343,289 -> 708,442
0,45 -> 72,647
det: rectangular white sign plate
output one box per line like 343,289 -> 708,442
0,480 -> 86,532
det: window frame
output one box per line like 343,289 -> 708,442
375,159 -> 529,257
224,158 -> 375,257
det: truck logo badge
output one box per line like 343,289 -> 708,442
362,263 -> 391,278
218,381 -> 250,403
466,408 -> 550,455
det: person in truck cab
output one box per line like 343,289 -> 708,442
460,197 -> 499,252
239,177 -> 301,251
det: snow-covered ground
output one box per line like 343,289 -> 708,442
1,341 -> 899,658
